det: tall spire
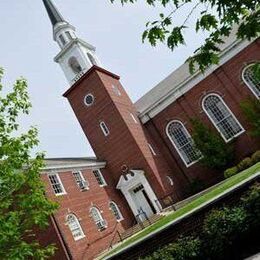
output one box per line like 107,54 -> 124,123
42,0 -> 66,26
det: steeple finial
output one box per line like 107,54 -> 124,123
43,0 -> 66,26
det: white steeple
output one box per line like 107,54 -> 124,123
43,0 -> 101,85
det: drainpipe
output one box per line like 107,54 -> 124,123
50,214 -> 73,260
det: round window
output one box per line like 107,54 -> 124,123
84,94 -> 95,106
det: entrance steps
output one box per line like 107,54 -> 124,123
120,213 -> 163,241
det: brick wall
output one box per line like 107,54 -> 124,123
146,38 -> 260,188
41,167 -> 133,260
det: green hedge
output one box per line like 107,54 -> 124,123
142,182 -> 260,260
224,151 -> 260,179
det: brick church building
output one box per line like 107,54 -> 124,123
39,0 -> 260,259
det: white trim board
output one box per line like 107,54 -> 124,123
136,39 -> 254,124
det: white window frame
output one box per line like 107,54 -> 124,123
84,94 -> 95,107
130,113 -> 138,124
242,63 -> 260,99
72,171 -> 89,191
100,121 -> 110,137
109,201 -> 124,222
93,169 -> 107,187
48,173 -> 66,196
66,214 -> 85,241
148,143 -> 157,156
166,120 -> 202,167
90,207 -> 107,230
112,84 -> 121,96
202,93 -> 245,142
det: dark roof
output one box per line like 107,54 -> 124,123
42,0 -> 66,26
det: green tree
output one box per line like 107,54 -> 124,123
201,206 -> 248,258
240,98 -> 260,137
191,119 -> 233,170
110,0 -> 260,73
0,68 -> 58,259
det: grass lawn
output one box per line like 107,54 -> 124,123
101,162 -> 260,259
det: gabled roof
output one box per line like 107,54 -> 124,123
134,26 -> 254,123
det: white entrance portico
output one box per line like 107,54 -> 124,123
117,170 -> 161,221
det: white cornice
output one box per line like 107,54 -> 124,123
137,39 -> 253,124
41,161 -> 106,173
54,38 -> 96,62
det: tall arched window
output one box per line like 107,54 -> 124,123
166,120 -> 201,167
202,94 -> 244,142
68,57 -> 82,74
242,63 -> 260,99
90,207 -> 107,230
87,53 -> 98,66
109,201 -> 123,221
100,121 -> 110,136
66,214 -> 85,241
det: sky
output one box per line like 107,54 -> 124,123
0,0 -> 207,158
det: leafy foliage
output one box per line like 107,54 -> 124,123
110,0 -> 260,73
241,182 -> 260,228
0,68 -> 58,259
191,118 -> 233,170
141,181 -> 260,260
252,150 -> 260,164
143,236 -> 201,260
201,207 -> 248,258
224,166 -> 238,179
240,98 -> 260,137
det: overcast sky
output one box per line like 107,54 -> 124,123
0,0 -> 206,158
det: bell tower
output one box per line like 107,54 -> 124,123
44,0 -> 180,220
43,0 -> 101,85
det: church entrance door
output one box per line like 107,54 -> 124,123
131,184 -> 156,220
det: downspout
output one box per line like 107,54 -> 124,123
50,214 -> 73,260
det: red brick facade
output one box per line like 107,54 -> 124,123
39,38 -> 260,260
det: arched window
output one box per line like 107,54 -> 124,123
90,207 -> 107,230
202,94 -> 244,142
166,120 -> 201,167
66,214 -> 85,240
58,34 -> 66,46
68,57 -> 82,74
100,121 -> 110,136
65,31 -> 73,41
87,53 -> 98,66
242,63 -> 260,99
109,201 -> 123,221
166,176 -> 174,186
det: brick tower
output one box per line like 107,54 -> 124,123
44,0 -> 181,221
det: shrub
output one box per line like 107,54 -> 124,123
251,150 -> 260,164
142,237 -> 201,260
240,98 -> 260,137
191,119 -> 234,170
237,157 -> 253,172
201,207 -> 248,258
241,182 -> 260,228
224,166 -> 238,179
